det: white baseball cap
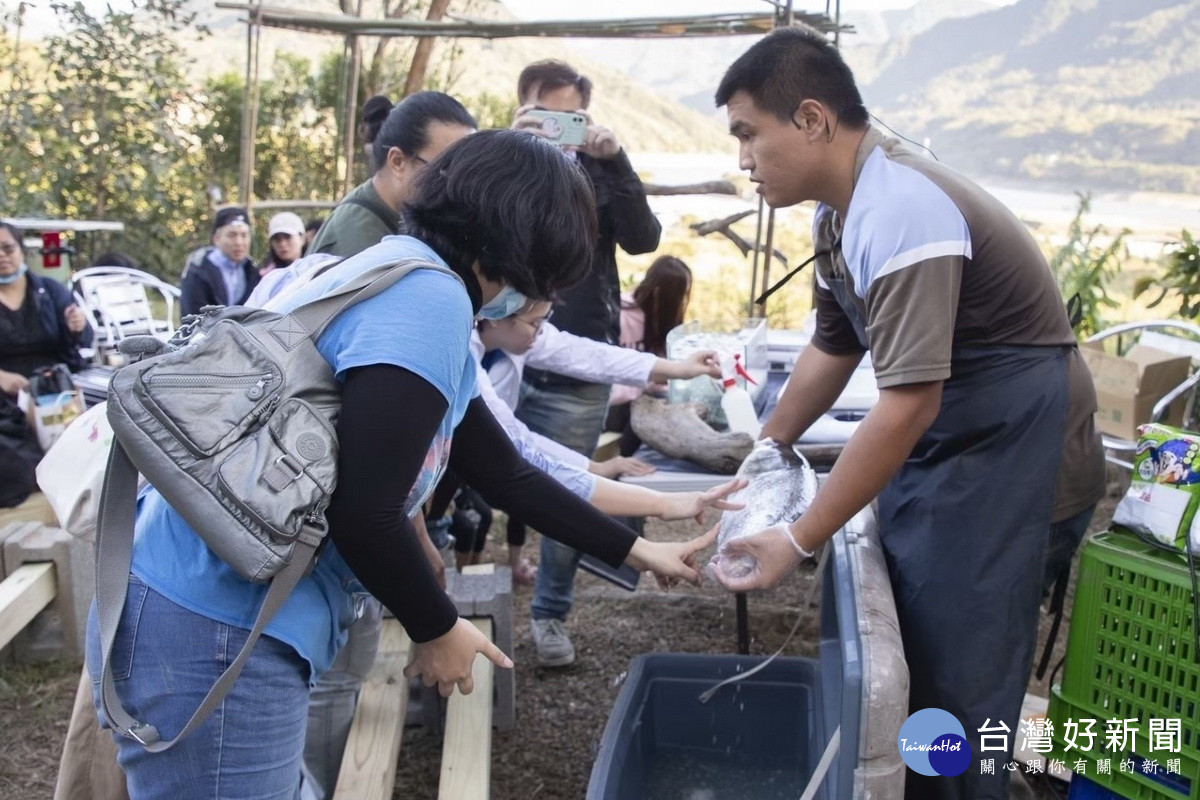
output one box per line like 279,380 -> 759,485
267,212 -> 305,238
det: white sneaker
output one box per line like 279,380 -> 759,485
530,618 -> 575,667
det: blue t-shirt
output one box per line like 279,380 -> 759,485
131,235 -> 477,680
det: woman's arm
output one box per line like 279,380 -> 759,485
449,397 -> 716,584
329,365 -> 510,697
449,396 -> 637,566
326,364 -> 458,641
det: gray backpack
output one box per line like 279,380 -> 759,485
96,257 -> 459,751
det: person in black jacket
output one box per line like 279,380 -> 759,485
0,220 -> 94,505
510,60 -> 663,667
0,221 -> 94,393
179,207 -> 259,315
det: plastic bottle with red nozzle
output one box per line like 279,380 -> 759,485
719,353 -> 762,438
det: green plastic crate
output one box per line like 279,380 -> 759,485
1048,531 -> 1199,800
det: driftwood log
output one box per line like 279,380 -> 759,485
631,396 -> 848,474
643,180 -> 737,196
690,210 -> 787,266
631,396 -> 754,474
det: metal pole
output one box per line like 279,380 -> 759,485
736,593 -> 750,654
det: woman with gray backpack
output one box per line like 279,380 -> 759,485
85,129 -> 718,799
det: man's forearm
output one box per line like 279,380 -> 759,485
790,382 -> 943,552
761,345 -> 863,444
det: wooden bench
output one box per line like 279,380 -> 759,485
444,562 -> 515,730
333,564 -> 505,800
0,492 -> 58,529
332,619 -> 413,800
438,617 -> 494,800
0,522 -> 90,660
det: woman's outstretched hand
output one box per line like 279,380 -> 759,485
625,526 -> 719,590
405,617 -> 514,698
655,478 -> 747,524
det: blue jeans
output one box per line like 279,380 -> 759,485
516,379 -> 610,622
85,575 -> 311,800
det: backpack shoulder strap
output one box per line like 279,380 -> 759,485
94,441 -> 321,751
283,257 -> 462,343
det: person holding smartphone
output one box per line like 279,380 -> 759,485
510,59 -> 663,669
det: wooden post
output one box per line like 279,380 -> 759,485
756,206 -> 777,318
402,0 -> 453,97
749,195 -> 764,315
340,33 -> 362,196
238,5 -> 263,209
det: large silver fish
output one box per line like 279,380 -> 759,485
715,440 -> 818,578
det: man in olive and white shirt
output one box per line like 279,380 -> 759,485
709,26 -> 1104,800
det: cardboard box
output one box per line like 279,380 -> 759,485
1081,343 -> 1192,440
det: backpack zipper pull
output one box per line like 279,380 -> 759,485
246,376 -> 269,400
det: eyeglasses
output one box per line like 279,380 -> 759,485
409,153 -> 430,166
0,244 -> 20,256
515,314 -> 550,333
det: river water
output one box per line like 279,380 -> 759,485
637,152 -> 1200,257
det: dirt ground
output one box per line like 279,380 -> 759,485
0,481 -> 1124,800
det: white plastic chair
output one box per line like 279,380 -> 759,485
70,266 -> 181,364
1085,319 -> 1200,469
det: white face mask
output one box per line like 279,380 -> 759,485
0,262 -> 27,285
477,284 -> 529,320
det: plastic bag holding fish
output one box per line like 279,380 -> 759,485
708,439 -> 818,580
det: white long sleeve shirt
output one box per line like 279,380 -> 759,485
471,322 -> 659,500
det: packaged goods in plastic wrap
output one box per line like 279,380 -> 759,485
1113,422 -> 1200,552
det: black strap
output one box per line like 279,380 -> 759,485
1035,569 -> 1071,680
754,250 -> 828,307
1065,293 -> 1083,330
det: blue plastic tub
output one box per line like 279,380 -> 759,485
587,534 -> 863,800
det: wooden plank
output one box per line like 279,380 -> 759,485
437,618 -> 493,800
593,431 -> 622,463
0,493 -> 58,530
0,562 -> 56,651
331,619 -> 412,800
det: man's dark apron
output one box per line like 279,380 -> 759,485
824,271 -> 1068,800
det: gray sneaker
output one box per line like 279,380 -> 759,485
530,618 -> 575,667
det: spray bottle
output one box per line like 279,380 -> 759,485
719,353 -> 762,439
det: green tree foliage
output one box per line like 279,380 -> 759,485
1047,193 -> 1128,338
197,54 -> 340,206
0,0 -> 211,278
1134,229 -> 1200,318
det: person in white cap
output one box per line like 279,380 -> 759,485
260,211 -> 306,276
180,206 -> 258,315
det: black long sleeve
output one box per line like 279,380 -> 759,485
448,396 -> 638,567
325,365 -> 459,643
598,149 -> 661,256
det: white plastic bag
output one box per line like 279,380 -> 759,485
35,401 -> 112,540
